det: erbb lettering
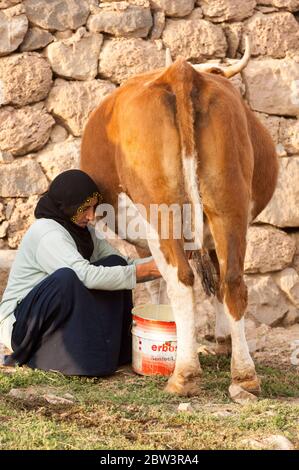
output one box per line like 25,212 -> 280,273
151,343 -> 177,352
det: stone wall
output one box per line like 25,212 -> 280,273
0,0 -> 299,332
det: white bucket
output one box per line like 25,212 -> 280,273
131,304 -> 177,376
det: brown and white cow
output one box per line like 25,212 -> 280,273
80,40 -> 278,396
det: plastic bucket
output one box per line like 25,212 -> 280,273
131,304 -> 177,376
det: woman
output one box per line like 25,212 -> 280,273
0,170 -> 161,376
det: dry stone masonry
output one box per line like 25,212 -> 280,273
0,0 -> 299,335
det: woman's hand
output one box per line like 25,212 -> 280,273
136,260 -> 162,283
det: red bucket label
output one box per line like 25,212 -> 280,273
132,336 -> 177,376
131,305 -> 177,377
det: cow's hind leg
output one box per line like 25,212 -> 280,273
207,215 -> 260,395
147,238 -> 202,396
209,250 -> 232,355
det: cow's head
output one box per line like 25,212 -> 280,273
165,36 -> 251,79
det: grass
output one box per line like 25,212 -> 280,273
0,355 -> 298,450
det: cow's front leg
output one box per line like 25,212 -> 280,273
213,298 -> 232,355
224,303 -> 260,394
148,240 -> 201,396
207,212 -> 260,396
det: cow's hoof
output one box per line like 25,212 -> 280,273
229,383 -> 258,403
164,371 -> 201,396
216,338 -> 232,356
232,374 -> 261,396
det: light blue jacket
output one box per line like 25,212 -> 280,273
0,218 -> 152,350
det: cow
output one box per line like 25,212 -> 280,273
80,39 -> 278,397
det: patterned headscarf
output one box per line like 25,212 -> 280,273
35,170 -> 101,260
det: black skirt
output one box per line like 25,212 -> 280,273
4,255 -> 133,376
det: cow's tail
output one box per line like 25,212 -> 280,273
166,59 -> 204,252
162,59 -> 218,295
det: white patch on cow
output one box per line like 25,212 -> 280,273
117,192 -> 149,249
224,301 -> 254,374
182,156 -> 203,250
147,238 -> 199,369
212,298 -> 231,340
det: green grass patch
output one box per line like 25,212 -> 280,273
0,356 -> 298,450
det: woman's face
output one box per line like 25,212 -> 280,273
72,195 -> 99,228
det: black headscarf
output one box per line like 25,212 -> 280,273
35,170 -> 101,260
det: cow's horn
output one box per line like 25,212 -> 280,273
192,36 -> 251,78
222,36 -> 251,78
165,48 -> 173,66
